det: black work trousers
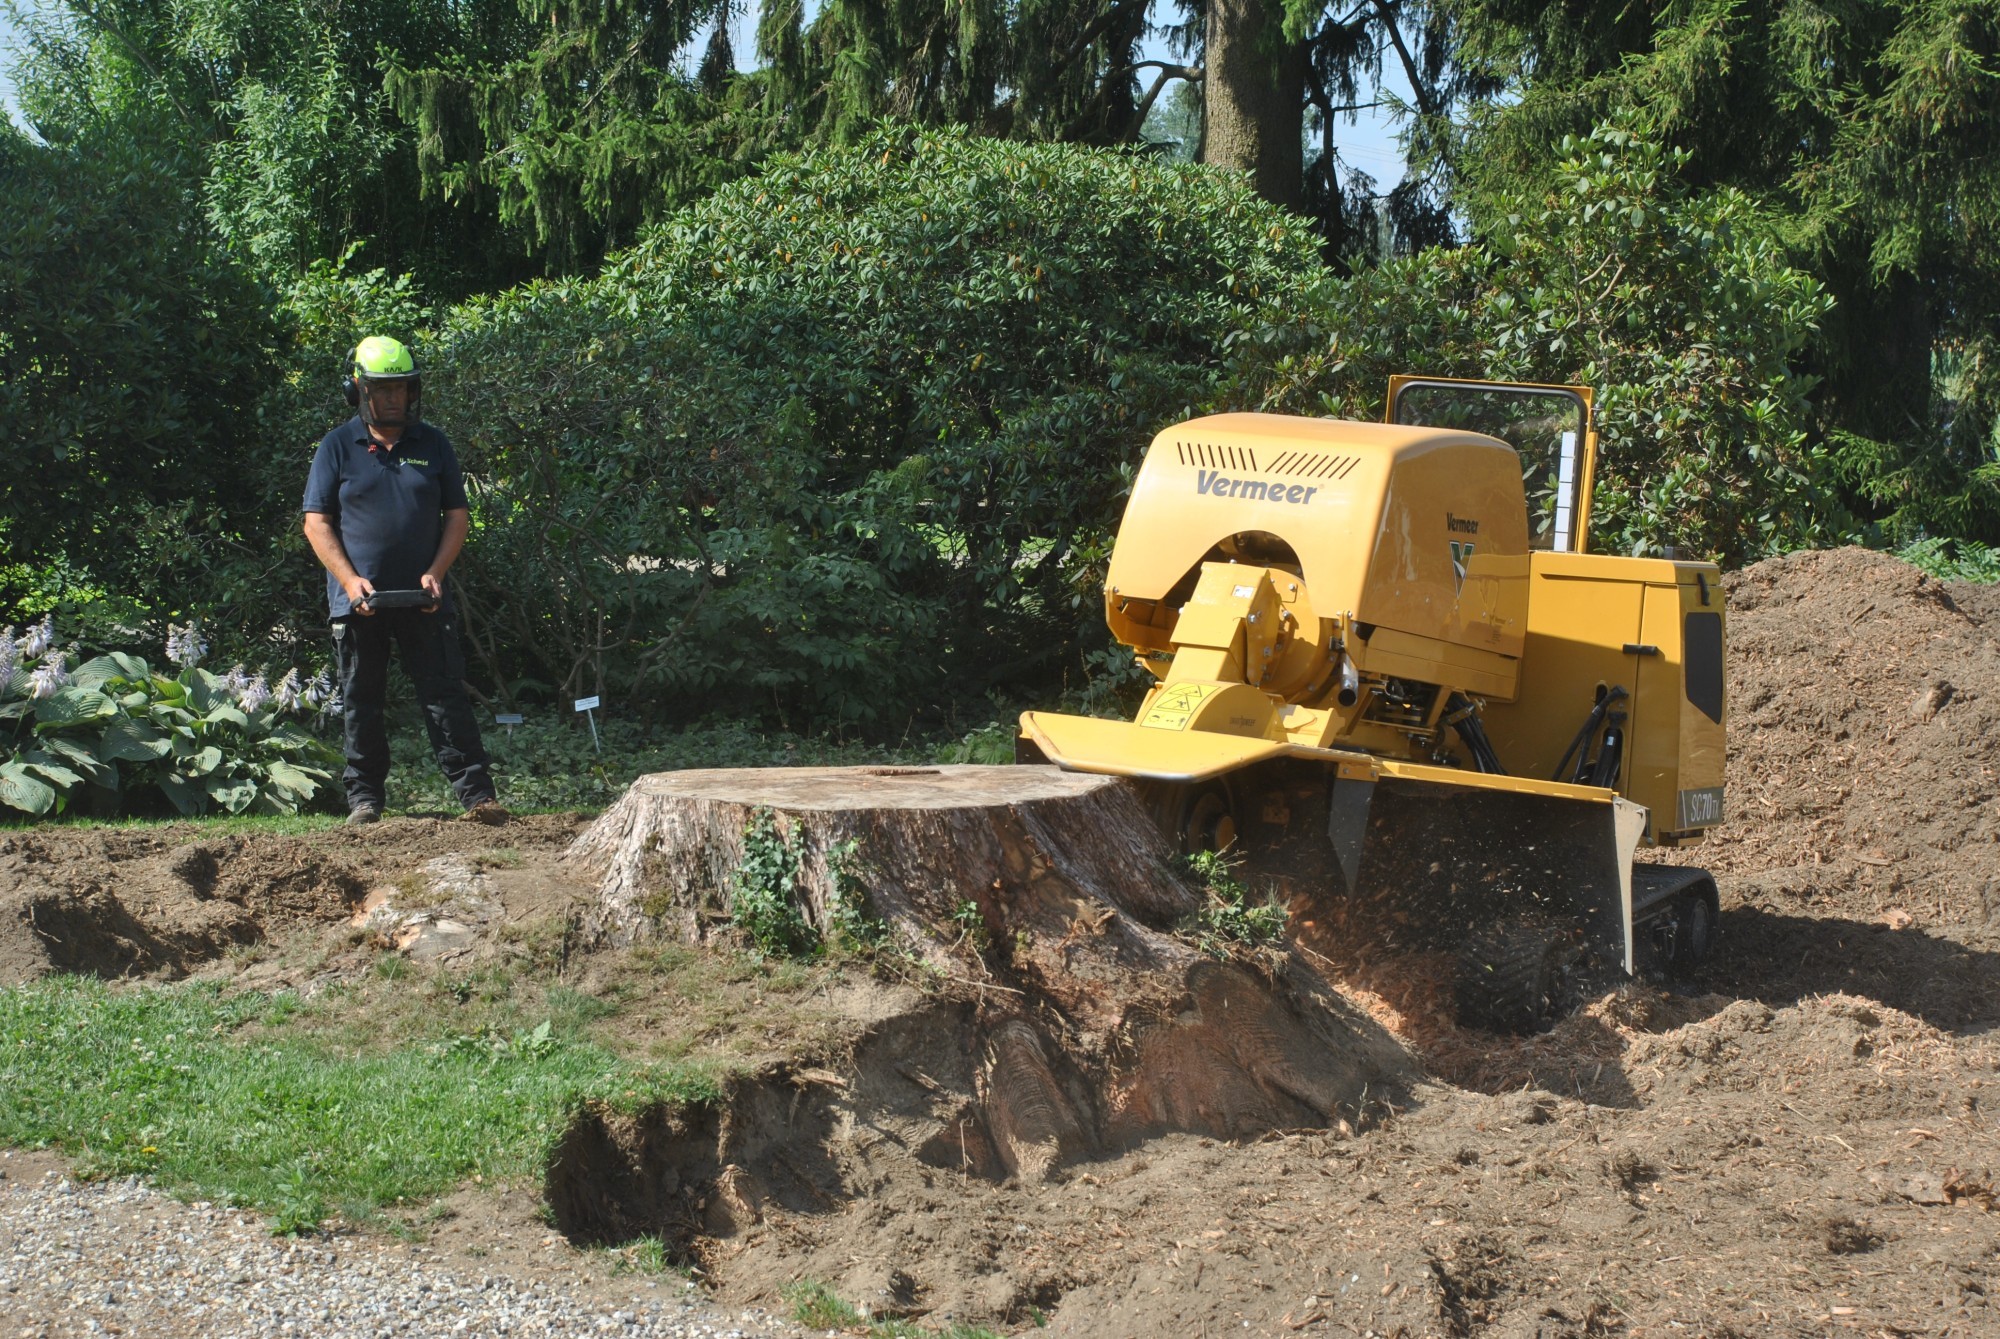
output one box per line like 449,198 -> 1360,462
331,608 -> 494,809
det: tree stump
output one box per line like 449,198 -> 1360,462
567,764 -> 1411,1179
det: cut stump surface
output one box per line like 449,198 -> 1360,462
565,765 -> 1412,1185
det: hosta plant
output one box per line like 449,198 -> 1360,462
0,618 -> 341,819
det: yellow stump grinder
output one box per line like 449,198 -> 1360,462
1020,378 -> 1725,1032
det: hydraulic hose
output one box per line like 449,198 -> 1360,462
1444,693 -> 1506,774
1552,685 -> 1628,784
1587,710 -> 1627,788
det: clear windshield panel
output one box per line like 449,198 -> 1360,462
1388,382 -> 1591,551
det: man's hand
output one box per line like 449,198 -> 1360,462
423,511 -> 469,616
343,575 -> 378,614
306,515 -> 376,616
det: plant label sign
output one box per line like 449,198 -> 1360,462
574,696 -> 603,753
573,696 -> 600,712
495,713 -> 524,725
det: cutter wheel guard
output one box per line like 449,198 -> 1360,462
1021,377 -> 1727,1032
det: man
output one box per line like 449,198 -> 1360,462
302,335 -> 505,826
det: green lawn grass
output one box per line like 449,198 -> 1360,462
45,811 -> 349,836
0,977 -> 714,1231
784,1280 -> 1010,1339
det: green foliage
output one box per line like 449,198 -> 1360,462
12,0 -> 2000,714
1064,644 -> 1157,720
1454,0 -> 2000,548
434,125 -> 1320,727
0,977 -> 714,1223
756,0 -> 1151,149
825,839 -> 889,951
0,620 -> 340,820
785,1279 -> 865,1329
729,809 -> 820,959
13,0 -> 540,295
16,6 -> 1992,743
96,662 -> 338,819
384,716 -> 904,815
938,722 -> 1020,765
1183,849 -> 1287,955
1896,537 -> 2000,584
0,120 -> 278,629
609,1235 -> 678,1277
781,1280 -> 1001,1338
384,1 -> 769,274
271,1160 -> 328,1235
1240,121 -> 1847,563
948,899 -> 991,953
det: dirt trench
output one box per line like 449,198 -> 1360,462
0,815 -> 591,988
0,832 -> 358,982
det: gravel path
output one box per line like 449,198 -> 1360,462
0,1152 -> 809,1338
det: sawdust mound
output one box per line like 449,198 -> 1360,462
1682,546 -> 2000,926
1621,992 -> 1983,1105
1628,547 -> 2000,1033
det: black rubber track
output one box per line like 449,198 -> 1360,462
1456,915 -> 1587,1034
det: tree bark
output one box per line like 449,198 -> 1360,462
566,765 -> 1411,1179
1202,0 -> 1309,210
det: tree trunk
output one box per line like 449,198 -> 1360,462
566,764 -> 1411,1180
1202,0 -> 1308,210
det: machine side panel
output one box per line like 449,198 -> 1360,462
1479,555 -> 1648,786
1348,625 -> 1519,700
1640,575 -> 1727,837
1355,439 -> 1530,658
1625,578 -> 1689,833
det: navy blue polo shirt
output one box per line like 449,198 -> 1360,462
302,417 -> 468,618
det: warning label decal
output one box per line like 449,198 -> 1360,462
1140,683 -> 1218,731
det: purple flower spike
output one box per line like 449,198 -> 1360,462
239,675 -> 272,713
19,616 -> 54,660
27,654 -> 69,700
165,623 -> 209,669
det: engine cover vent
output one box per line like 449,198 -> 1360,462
1176,440 -> 1257,471
1175,440 -> 1363,480
1267,449 -> 1362,480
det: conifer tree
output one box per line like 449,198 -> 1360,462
1452,0 -> 2000,542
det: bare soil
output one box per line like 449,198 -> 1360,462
4,546 -> 1999,1338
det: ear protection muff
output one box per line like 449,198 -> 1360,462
343,346 -> 361,407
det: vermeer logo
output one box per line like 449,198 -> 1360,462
1449,540 -> 1476,594
1447,512 -> 1480,534
1195,470 -> 1318,505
